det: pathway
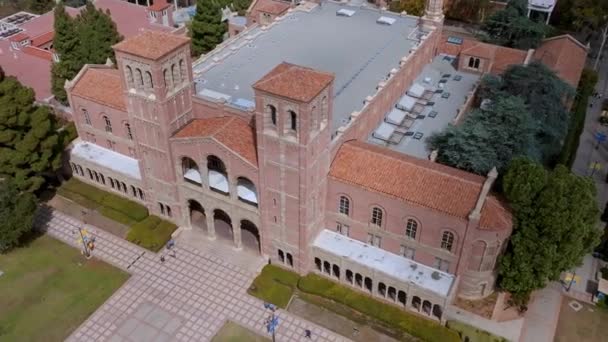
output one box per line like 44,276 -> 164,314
518,283 -> 563,342
35,206 -> 351,342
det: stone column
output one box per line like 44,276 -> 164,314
229,177 -> 238,201
201,162 -> 209,190
206,212 -> 216,240
233,220 -> 242,250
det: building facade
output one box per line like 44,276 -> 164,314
65,0 -> 519,322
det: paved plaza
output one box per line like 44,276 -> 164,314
35,206 -> 351,342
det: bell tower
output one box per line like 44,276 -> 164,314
113,31 -> 193,219
253,63 -> 335,272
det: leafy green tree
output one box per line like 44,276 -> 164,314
481,0 -> 548,49
553,0 -> 608,32
389,0 -> 425,16
428,96 -> 534,175
481,62 -> 573,163
1,69 -> 68,192
190,0 -> 227,56
28,0 -> 55,14
446,0 -> 491,23
0,178 -> 37,253
51,1 -> 121,104
498,158 -> 601,308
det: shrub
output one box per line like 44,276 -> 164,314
297,274 -> 460,342
126,216 -> 177,252
100,193 -> 148,222
98,207 -> 137,226
62,178 -> 106,204
247,265 -> 300,308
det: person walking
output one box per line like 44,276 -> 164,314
304,329 -> 312,339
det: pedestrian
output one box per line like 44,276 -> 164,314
160,254 -> 165,263
167,238 -> 175,249
304,329 -> 312,339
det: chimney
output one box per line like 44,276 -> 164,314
523,48 -> 535,65
469,167 -> 498,221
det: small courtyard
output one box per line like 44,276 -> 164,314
555,299 -> 608,342
0,234 -> 128,341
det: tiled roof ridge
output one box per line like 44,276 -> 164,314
345,140 -> 486,186
541,34 -> 588,52
214,116 -> 238,136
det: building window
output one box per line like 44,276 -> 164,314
125,123 -> 133,140
82,108 -> 91,125
171,64 -> 179,85
441,231 -> 455,252
179,59 -> 186,83
338,196 -> 350,216
125,65 -> 134,87
468,57 -> 481,69
370,207 -> 383,227
400,245 -> 415,259
336,222 -> 349,236
268,105 -> 277,126
367,233 -> 381,247
106,140 -> 115,150
135,68 -> 144,88
434,257 -> 450,272
103,115 -> 112,133
138,188 -> 144,200
405,218 -> 418,239
289,110 -> 297,131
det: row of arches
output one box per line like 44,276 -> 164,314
181,156 -> 258,206
188,199 -> 260,253
124,59 -> 187,92
70,163 -> 145,201
337,195 -> 458,252
314,257 -> 443,320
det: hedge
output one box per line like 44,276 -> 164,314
446,320 -> 507,342
558,69 -> 598,168
248,265 -> 300,308
297,274 -> 460,342
59,178 -> 148,223
126,216 -> 177,252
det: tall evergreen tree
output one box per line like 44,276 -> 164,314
427,96 -> 534,175
28,0 -> 55,14
0,69 -> 68,192
190,0 -> 227,56
481,0 -> 548,49
0,178 -> 37,253
51,1 -> 121,104
498,158 -> 601,308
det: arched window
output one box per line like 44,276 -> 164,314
179,59 -> 186,82
171,64 -> 179,85
405,218 -> 418,239
103,115 -> 112,133
441,231 -> 455,252
288,110 -> 297,131
370,207 -> 383,227
182,157 -> 201,185
82,108 -> 91,125
338,196 -> 350,216
474,58 -> 480,69
207,155 -> 228,194
145,71 -> 153,89
135,68 -> 143,88
125,65 -> 134,87
268,105 -> 277,126
125,123 -> 133,140
237,177 -> 258,206
163,69 -> 170,88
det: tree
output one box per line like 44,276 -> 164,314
481,0 -> 548,49
28,0 -> 55,14
0,178 -> 37,253
498,158 -> 601,308
51,1 -> 121,104
428,96 -> 534,175
389,0 -> 425,17
553,0 -> 608,32
190,0 -> 227,56
446,0 -> 491,23
479,62 -> 573,164
0,69 -> 68,192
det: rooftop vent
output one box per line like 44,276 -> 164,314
376,16 -> 396,25
336,9 -> 356,17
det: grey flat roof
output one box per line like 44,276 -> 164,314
194,2 -> 421,132
368,55 -> 480,159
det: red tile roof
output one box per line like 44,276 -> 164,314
253,62 -> 334,102
173,117 -> 258,167
113,30 -> 190,60
490,46 -> 526,75
9,32 -> 30,43
71,67 -> 126,111
534,35 -> 588,87
22,46 -> 53,61
256,0 -> 290,15
329,141 -> 511,229
149,0 -> 172,11
31,31 -> 54,47
461,43 -> 496,60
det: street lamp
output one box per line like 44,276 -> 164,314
79,210 -> 91,259
264,303 -> 279,342
594,16 -> 608,71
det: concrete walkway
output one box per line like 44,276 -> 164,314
445,305 -> 523,342
35,206 -> 351,342
519,283 -> 563,342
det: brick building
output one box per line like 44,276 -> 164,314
63,0 -> 585,321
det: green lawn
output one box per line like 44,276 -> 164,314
247,264 -> 300,308
447,320 -> 507,342
555,298 -> 608,342
211,321 -> 270,342
0,235 -> 129,341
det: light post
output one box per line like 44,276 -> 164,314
594,17 -> 608,71
79,210 -> 91,258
